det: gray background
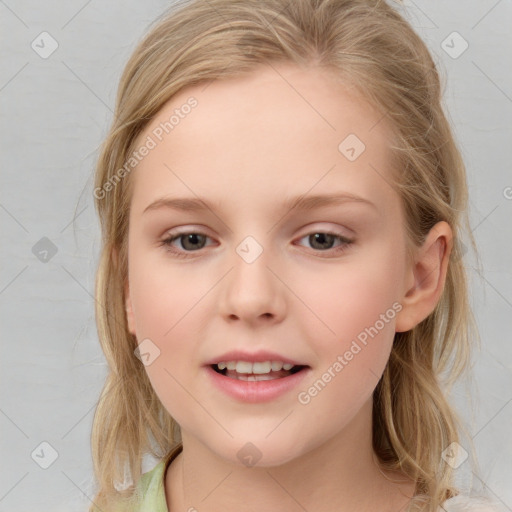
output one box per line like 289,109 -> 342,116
1,1 -> 511,510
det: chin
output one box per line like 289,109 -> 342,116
213,436 -> 310,468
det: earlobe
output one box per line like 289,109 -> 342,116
395,221 -> 453,333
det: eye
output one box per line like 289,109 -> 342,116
160,231 -> 214,258
160,230 -> 354,258
295,231 -> 353,255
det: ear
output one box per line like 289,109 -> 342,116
112,246 -> 137,336
395,221 -> 453,333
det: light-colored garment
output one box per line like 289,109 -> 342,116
131,444 -> 502,512
131,443 -> 182,512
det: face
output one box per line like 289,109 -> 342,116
124,62 -> 412,466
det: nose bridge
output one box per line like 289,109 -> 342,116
231,233 -> 274,295
235,234 -> 267,266
220,232 -> 285,321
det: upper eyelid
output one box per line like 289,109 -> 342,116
163,226 -> 352,239
163,221 -> 354,236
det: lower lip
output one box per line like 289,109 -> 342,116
204,365 -> 310,403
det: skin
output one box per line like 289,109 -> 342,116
124,62 -> 453,512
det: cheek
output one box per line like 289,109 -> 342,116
293,271 -> 398,435
303,248 -> 402,341
127,251 -> 208,407
130,307 -> 205,429
129,247 -> 204,340
293,247 -> 402,393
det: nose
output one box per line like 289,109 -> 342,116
218,240 -> 286,326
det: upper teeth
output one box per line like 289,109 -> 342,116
216,361 -> 295,374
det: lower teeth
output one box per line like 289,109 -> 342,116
225,370 -> 292,381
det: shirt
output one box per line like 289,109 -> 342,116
130,444 -> 502,512
130,442 -> 183,512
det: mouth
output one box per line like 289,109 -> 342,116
211,361 -> 309,381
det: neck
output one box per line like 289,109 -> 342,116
165,399 -> 414,512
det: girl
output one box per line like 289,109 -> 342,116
90,0 -> 499,510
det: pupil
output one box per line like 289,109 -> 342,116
182,233 -> 205,250
310,233 -> 334,250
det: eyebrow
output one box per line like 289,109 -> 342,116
142,192 -> 377,215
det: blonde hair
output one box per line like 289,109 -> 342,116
90,0 -> 480,510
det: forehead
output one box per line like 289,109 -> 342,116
129,62 -> 397,217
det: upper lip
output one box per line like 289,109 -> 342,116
204,350 -> 308,367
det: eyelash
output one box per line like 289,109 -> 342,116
159,230 -> 354,259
